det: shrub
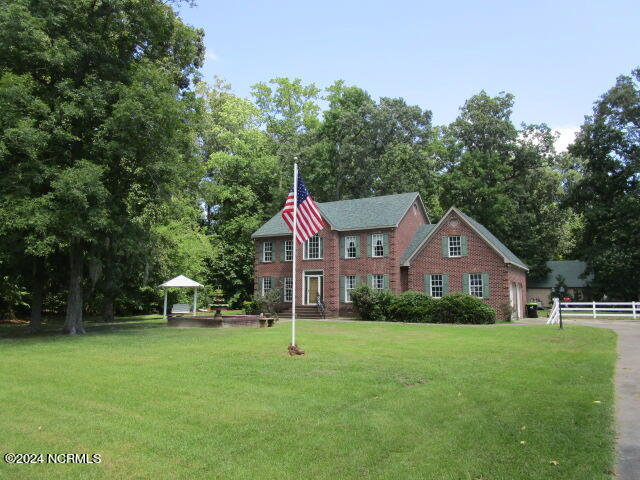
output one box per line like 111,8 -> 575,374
251,288 -> 282,317
243,300 -> 259,314
351,284 -> 392,322
430,293 -> 496,324
388,291 -> 435,323
352,286 -> 496,324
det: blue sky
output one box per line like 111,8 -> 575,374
176,0 -> 639,149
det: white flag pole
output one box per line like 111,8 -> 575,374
291,162 -> 298,346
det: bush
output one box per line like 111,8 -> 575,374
350,284 -> 393,322
430,293 -> 496,324
243,300 -> 259,314
388,291 -> 435,323
351,286 -> 496,324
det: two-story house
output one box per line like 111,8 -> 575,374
251,192 -> 528,320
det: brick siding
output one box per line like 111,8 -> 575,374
254,207 -> 527,321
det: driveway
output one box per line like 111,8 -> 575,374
519,318 -> 640,480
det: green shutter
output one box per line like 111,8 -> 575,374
482,273 -> 490,299
260,242 -> 265,262
355,235 -> 361,258
279,277 -> 285,302
319,237 -> 323,258
383,233 -> 389,257
367,274 -> 373,287
257,277 -> 262,294
383,274 -> 389,290
424,274 -> 431,295
367,235 -> 372,258
442,237 -> 449,258
340,235 -> 345,259
462,273 -> 470,294
339,275 -> 345,302
442,274 -> 450,295
271,276 -> 276,292
273,241 -> 279,262
280,241 -> 286,261
461,236 -> 468,256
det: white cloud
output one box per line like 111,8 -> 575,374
205,49 -> 219,62
554,126 -> 580,153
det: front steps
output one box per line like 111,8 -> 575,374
278,305 -> 327,319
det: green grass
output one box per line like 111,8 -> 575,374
0,317 -> 616,479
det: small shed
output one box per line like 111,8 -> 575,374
159,275 -> 204,318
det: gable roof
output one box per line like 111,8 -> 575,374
402,207 -> 529,271
252,192 -> 426,238
400,224 -> 436,264
528,260 -> 591,288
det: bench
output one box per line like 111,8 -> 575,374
171,304 -> 191,315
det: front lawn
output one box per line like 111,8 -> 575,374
0,318 -> 616,479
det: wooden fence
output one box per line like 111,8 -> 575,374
547,298 -> 639,324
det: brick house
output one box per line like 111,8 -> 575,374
251,192 -> 528,320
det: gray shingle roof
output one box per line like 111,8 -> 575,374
400,224 -> 435,264
252,192 -> 421,238
528,260 -> 591,288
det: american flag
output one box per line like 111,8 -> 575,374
282,173 -> 325,244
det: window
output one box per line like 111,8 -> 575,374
469,273 -> 483,298
448,236 -> 461,257
345,275 -> 357,302
345,236 -> 357,259
263,241 -> 273,262
430,274 -> 443,298
372,234 -> 384,257
261,277 -> 272,295
283,277 -> 293,302
372,274 -> 385,290
304,234 -> 322,259
284,240 -> 293,261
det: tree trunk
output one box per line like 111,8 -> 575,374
29,259 -> 44,333
102,295 -> 114,323
63,241 -> 85,335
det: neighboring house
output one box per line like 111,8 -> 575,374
251,192 -> 528,320
527,260 -> 592,306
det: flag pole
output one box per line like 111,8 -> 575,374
291,161 -> 298,346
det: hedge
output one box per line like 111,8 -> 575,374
351,284 -> 496,324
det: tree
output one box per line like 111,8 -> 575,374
568,68 -> 640,299
307,81 -> 440,212
251,77 -> 320,191
198,80 -> 280,305
440,91 -> 573,278
0,0 -> 204,333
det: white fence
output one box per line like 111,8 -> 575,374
547,298 -> 639,324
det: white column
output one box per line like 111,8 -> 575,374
291,162 -> 298,346
193,288 -> 198,316
163,289 -> 168,319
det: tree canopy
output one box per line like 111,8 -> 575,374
0,2 -> 636,331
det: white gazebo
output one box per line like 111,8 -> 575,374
159,275 -> 204,319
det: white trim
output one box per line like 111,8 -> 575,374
344,274 -> 357,303
284,239 -> 293,262
302,234 -> 323,260
430,274 -> 443,298
303,270 -> 324,305
262,240 -> 273,262
371,233 -> 384,258
345,235 -> 357,259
